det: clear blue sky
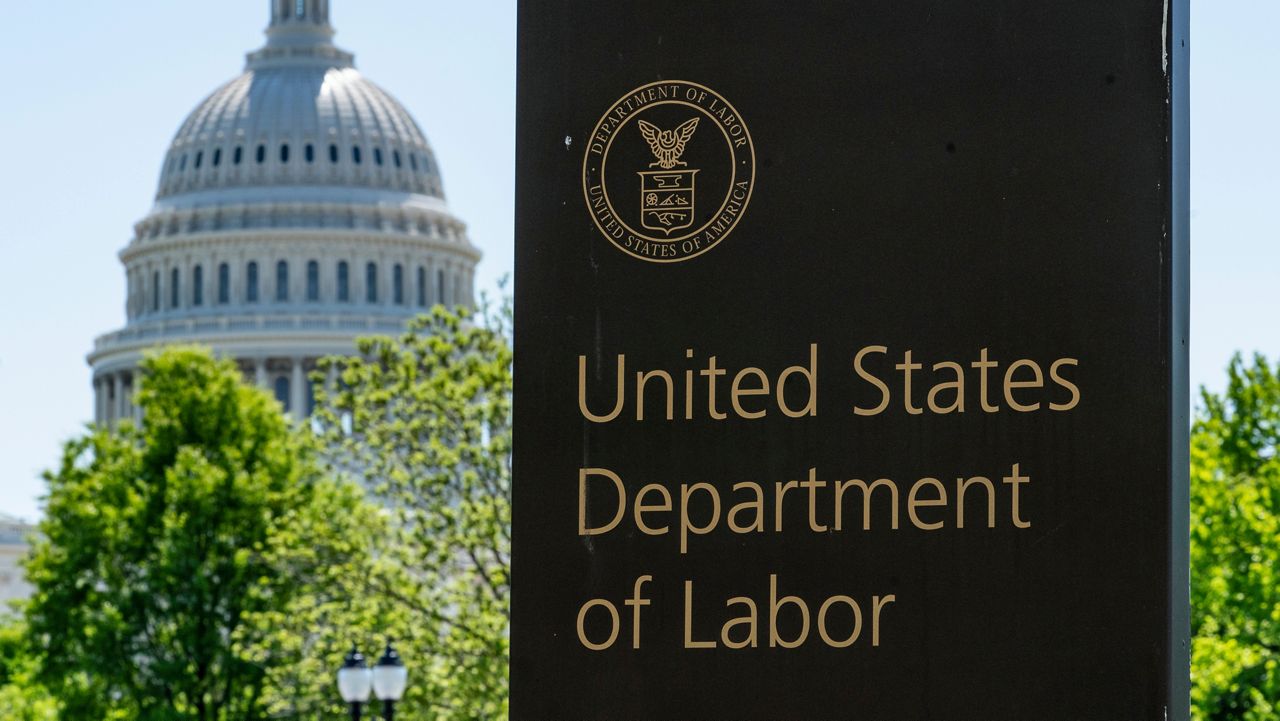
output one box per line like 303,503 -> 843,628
0,1 -> 1273,523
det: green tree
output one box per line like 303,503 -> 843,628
234,478 -> 408,720
24,347 -> 365,720
1191,354 -> 1280,720
0,615 -> 59,721
309,299 -> 512,719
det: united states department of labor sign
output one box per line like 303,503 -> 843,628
582,80 -> 755,263
515,1 -> 1190,719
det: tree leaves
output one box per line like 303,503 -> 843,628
1192,354 -> 1280,721
306,299 -> 513,719
17,298 -> 515,720
0,617 -> 59,720
23,347 -> 343,720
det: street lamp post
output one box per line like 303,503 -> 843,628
372,640 -> 409,720
338,640 -> 408,720
336,645 -> 373,720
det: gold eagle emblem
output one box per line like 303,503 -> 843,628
637,118 -> 700,170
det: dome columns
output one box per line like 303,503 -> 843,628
245,355 -> 319,420
93,371 -> 139,427
271,0 -> 329,27
265,0 -> 335,50
116,231 -> 477,325
94,354 -> 330,425
254,357 -> 268,387
291,358 -> 306,419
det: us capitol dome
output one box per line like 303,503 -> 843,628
88,0 -> 480,423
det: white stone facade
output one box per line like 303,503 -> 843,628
88,0 -> 479,422
0,514 -> 33,612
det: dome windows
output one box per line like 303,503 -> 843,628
218,263 -> 230,304
170,268 -> 181,309
276,260 -> 289,301
193,265 -> 204,306
274,376 -> 291,411
152,271 -> 161,312
365,262 -> 378,303
417,266 -> 426,306
155,60 -> 455,201
337,261 -> 350,302
306,260 -> 319,301
280,144 -> 290,163
246,261 -> 260,303
393,264 -> 404,305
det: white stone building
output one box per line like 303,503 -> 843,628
88,0 -> 480,422
0,513 -> 34,612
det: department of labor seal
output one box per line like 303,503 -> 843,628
583,80 -> 756,263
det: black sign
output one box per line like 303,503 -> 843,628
513,1 -> 1189,718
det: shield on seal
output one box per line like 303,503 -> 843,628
638,169 -> 698,235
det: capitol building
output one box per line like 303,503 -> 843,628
87,0 -> 480,424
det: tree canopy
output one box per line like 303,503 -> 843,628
23,347 -> 370,720
308,300 -> 513,718
1191,354 -> 1280,720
